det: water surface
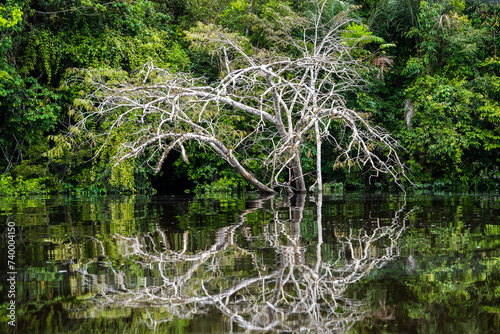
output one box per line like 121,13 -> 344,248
0,192 -> 499,333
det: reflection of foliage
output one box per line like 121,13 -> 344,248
354,194 -> 500,333
399,217 -> 500,333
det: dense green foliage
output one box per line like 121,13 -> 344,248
0,0 -> 499,194
358,0 -> 500,190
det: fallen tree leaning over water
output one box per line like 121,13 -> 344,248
73,0 -> 407,193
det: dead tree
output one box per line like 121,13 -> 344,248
74,0 -> 406,193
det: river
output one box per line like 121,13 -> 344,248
1,192 -> 499,333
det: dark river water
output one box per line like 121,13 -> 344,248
0,192 -> 499,333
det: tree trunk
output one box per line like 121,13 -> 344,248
315,121 -> 323,192
232,158 -> 277,194
209,142 -> 277,194
291,151 -> 307,193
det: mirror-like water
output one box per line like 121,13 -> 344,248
0,193 -> 499,333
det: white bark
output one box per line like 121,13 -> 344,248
315,121 -> 323,192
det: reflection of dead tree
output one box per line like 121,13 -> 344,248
76,195 -> 411,332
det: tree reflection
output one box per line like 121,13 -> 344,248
75,194 -> 411,332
